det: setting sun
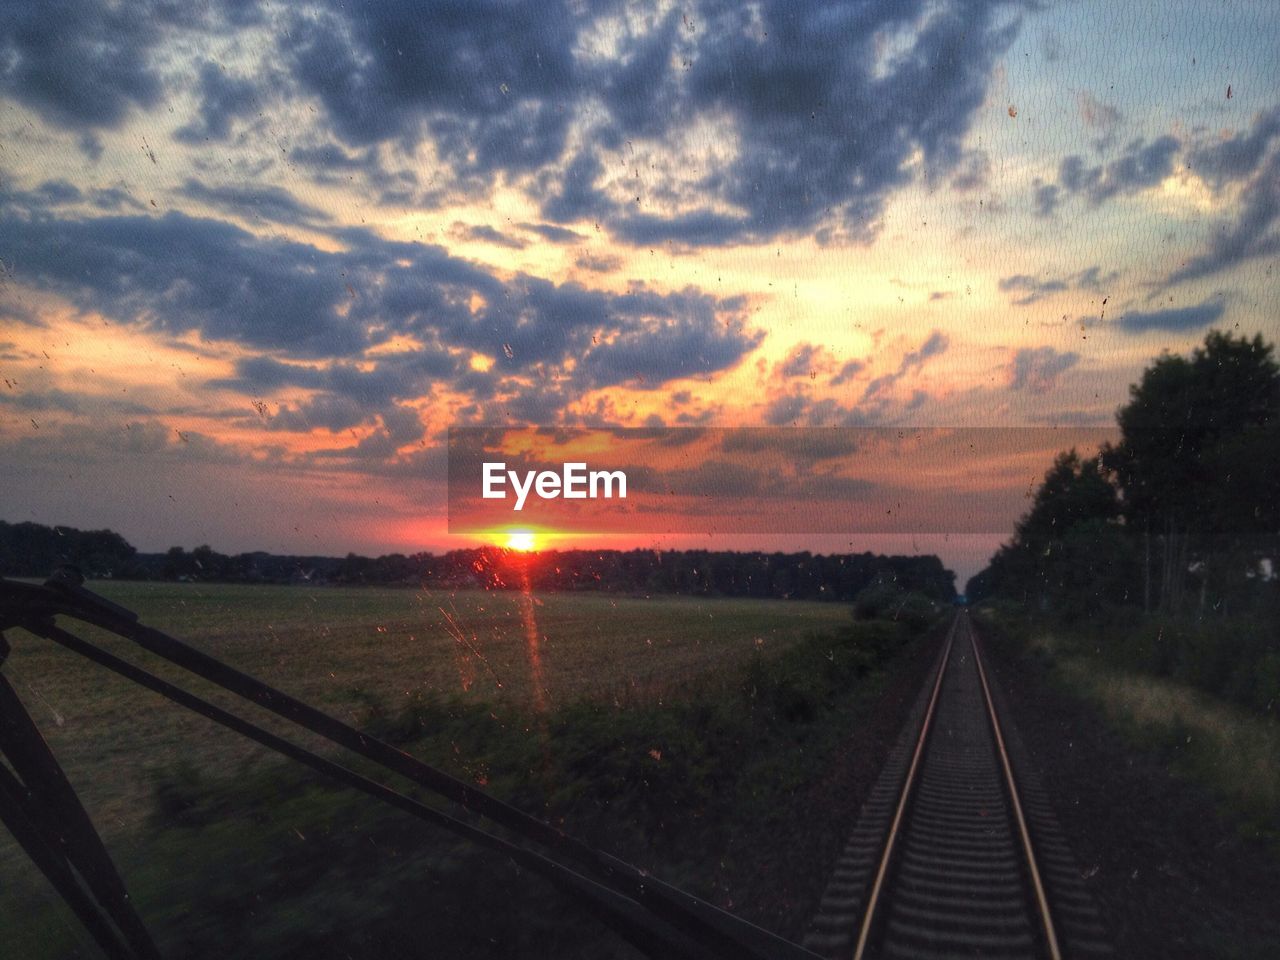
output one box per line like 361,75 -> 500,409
505,531 -> 537,552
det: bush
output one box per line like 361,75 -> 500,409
852,583 -> 940,631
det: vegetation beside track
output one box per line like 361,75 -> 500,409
1,581 -> 944,959
977,607 -> 1280,845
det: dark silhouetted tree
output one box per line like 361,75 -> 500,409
1102,331 -> 1279,613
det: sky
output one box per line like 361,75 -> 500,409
0,0 -> 1278,584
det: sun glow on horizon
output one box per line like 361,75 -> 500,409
505,530 -> 538,552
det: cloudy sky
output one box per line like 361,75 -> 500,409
1,0 -> 1277,579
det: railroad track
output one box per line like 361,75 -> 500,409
805,613 -> 1112,960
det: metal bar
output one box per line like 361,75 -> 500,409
34,622 -> 707,960
0,672 -> 160,960
32,578 -> 817,960
0,757 -> 138,960
852,613 -> 958,960
968,616 -> 1063,960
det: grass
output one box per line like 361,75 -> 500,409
1,581 -> 849,839
986,612 -> 1280,840
0,580 -> 900,959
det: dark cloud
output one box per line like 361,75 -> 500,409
764,393 -> 809,426
0,211 -> 365,356
760,332 -> 945,428
174,61 -> 263,143
288,141 -> 371,174
675,408 -> 716,425
519,222 -> 584,244
858,330 -> 947,405
609,210 -> 749,248
1032,181 -> 1060,217
574,289 -> 761,390
275,401 -> 424,463
218,352 -> 459,411
951,150 -> 992,192
289,402 -> 423,461
830,359 -> 866,387
274,0 -> 1027,246
775,343 -> 827,379
0,0 -> 164,129
999,265 -> 1119,305
574,251 -> 623,274
1169,110 -> 1280,284
1169,158 -> 1280,284
282,1 -> 578,174
720,429 -> 860,463
379,404 -> 424,446
0,1 -> 258,131
286,141 -> 423,206
600,0 -> 1027,244
0,208 -> 761,420
1040,107 -> 1279,265
1033,106 -> 1280,285
34,179 -> 82,205
1073,266 -> 1122,288
78,133 -> 103,161
266,393 -> 371,432
0,386 -> 89,414
861,374 -> 897,402
1,178 -> 146,217
1001,274 -> 1067,301
1186,107 -> 1280,188
179,179 -> 332,227
793,472 -> 882,502
897,330 -> 949,373
1117,299 -> 1226,334
90,186 -> 145,212
449,222 -> 527,250
1008,346 -> 1079,393
1048,136 -> 1180,208
627,459 -> 771,499
4,418 -> 250,468
540,151 -> 611,225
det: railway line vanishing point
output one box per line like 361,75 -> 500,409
806,613 -> 1112,960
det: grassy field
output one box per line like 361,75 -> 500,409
1,581 -> 850,840
0,580 -> 933,959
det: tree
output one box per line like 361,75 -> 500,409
966,449 -> 1128,611
1016,449 -> 1120,548
1102,331 -> 1280,612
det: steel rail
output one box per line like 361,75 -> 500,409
850,614 -> 959,960
970,616 -> 1064,960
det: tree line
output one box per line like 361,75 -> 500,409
0,520 -> 956,603
966,331 -> 1279,712
967,330 -> 1279,618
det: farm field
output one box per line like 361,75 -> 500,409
1,579 -> 932,959
1,580 -> 850,840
